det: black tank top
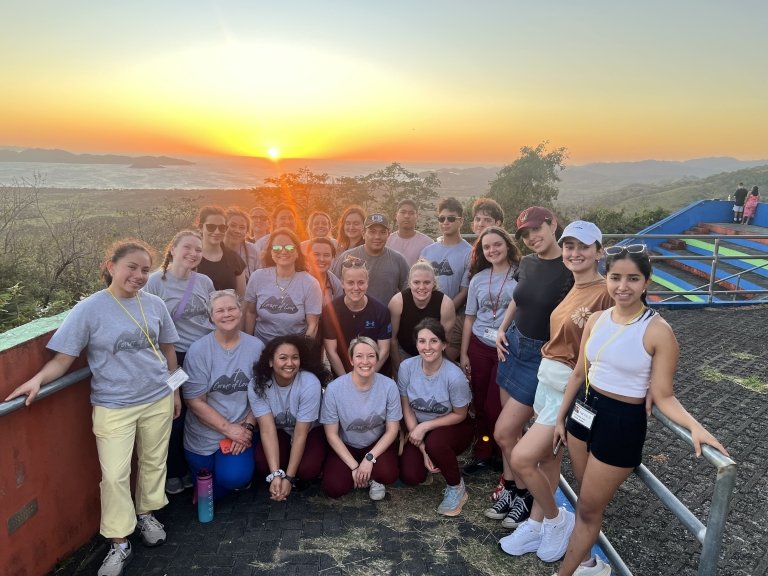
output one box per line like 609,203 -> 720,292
398,288 -> 445,356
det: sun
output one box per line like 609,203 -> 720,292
267,147 -> 280,160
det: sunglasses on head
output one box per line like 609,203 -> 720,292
437,215 -> 460,223
604,244 -> 648,256
342,256 -> 366,269
205,224 -> 228,233
271,244 -> 296,253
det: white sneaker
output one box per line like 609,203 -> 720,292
97,542 -> 133,576
498,519 -> 542,556
537,507 -> 576,562
572,557 -> 612,576
369,480 -> 386,501
136,513 -> 166,547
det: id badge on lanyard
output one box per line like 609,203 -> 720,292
571,399 -> 597,430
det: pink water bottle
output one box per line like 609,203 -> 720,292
196,468 -> 214,523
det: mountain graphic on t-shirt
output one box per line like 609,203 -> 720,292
346,414 -> 385,432
479,293 -> 512,312
113,327 -> 156,355
274,411 -> 296,428
210,368 -> 250,395
260,295 -> 299,315
430,260 -> 454,276
410,396 -> 450,415
175,300 -> 209,321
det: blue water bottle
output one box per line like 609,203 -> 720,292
196,468 -> 214,523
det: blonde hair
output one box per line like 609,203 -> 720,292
160,230 -> 203,280
408,260 -> 439,292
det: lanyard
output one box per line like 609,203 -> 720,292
488,266 -> 511,323
584,306 -> 645,396
107,289 -> 163,362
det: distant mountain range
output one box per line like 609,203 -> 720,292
0,148 -> 194,168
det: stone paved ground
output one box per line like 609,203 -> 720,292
50,306 -> 768,576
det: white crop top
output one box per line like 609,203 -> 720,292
585,307 -> 655,398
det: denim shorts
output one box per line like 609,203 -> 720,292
566,387 -> 647,469
496,323 -> 545,406
533,358 -> 572,426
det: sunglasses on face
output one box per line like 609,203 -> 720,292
205,224 -> 228,233
437,215 -> 460,223
342,256 -> 366,269
604,244 -> 648,256
272,244 -> 296,253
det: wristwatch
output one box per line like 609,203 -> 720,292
365,452 -> 377,464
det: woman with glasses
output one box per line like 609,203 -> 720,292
195,205 -> 247,298
145,229 -> 215,495
244,228 -> 323,346
249,335 -> 327,500
183,290 -> 264,499
320,337 -> 402,500
399,318 -> 473,516
249,206 -> 271,242
389,260 -> 455,376
497,221 -> 612,563
335,205 -> 366,255
223,206 -> 261,281
551,244 -> 728,576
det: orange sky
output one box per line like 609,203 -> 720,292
2,2 -> 767,164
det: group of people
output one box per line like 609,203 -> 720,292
6,196 -> 729,576
732,182 -> 760,224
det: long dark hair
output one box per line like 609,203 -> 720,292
252,335 -> 327,397
412,317 -> 447,348
470,226 -> 521,277
100,239 -> 154,287
262,227 -> 308,271
605,250 -> 653,306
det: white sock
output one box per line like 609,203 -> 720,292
118,542 -> 130,550
527,519 -> 542,532
580,557 -> 597,567
544,508 -> 564,525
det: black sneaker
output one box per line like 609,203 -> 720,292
501,491 -> 533,529
462,458 -> 492,475
484,487 -> 514,519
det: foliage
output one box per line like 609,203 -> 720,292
488,142 -> 567,221
563,206 -> 671,235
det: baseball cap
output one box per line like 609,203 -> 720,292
558,220 -> 602,246
514,206 -> 554,239
364,213 -> 390,229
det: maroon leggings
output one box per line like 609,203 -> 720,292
254,426 -> 327,481
400,417 -> 473,486
468,334 -> 502,460
322,441 -> 399,498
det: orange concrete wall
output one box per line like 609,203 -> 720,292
1,327 -> 100,576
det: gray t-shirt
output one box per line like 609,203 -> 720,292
247,370 -> 322,436
397,356 -> 472,423
144,270 -> 214,352
419,240 -> 472,300
47,290 -> 179,408
244,268 -> 323,344
331,246 -> 409,305
320,373 -> 402,448
182,332 -> 265,455
466,267 -> 518,346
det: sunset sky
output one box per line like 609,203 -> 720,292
2,1 -> 766,164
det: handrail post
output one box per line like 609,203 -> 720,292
706,238 -> 720,304
698,462 -> 738,576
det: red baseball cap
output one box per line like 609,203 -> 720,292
515,206 -> 555,239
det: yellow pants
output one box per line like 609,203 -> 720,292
92,394 -> 173,538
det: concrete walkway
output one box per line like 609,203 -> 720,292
50,305 -> 768,576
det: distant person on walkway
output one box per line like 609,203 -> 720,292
331,213 -> 410,305
420,197 -> 472,360
145,230 -> 215,496
321,337 -> 402,500
6,239 -> 180,576
472,197 -> 505,236
224,207 -> 261,281
196,205 -> 246,298
335,205 -> 366,255
398,319 -> 473,516
322,257 -> 392,377
249,206 -> 271,242
183,290 -> 263,499
389,260 -> 455,375
386,198 -> 434,267
552,245 -> 728,576
733,182 -> 749,223
742,186 -> 760,226
250,335 -> 327,500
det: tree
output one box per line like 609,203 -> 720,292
488,142 -> 567,222
568,206 -> 670,235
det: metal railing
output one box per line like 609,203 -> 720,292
602,233 -> 768,305
558,406 -> 737,576
0,367 -> 91,418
